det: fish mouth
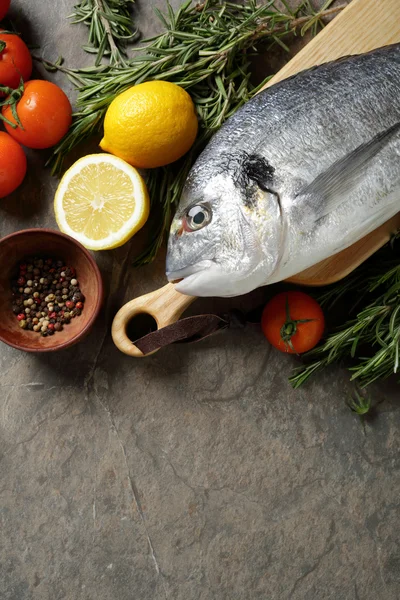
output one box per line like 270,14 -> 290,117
166,260 -> 214,286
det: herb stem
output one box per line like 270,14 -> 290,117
94,0 -> 121,64
70,0 -> 136,66
263,4 -> 347,37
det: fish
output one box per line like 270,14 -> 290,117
166,44 -> 400,298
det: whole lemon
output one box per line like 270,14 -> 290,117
100,81 -> 198,169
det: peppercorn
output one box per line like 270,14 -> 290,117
73,292 -> 84,302
19,320 -> 27,329
11,257 -> 86,336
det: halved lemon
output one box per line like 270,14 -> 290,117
54,154 -> 150,250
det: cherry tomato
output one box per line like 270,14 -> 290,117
0,0 -> 10,22
0,31 -> 32,90
261,291 -> 325,354
2,80 -> 72,149
0,131 -> 26,197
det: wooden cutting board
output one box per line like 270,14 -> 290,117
112,0 -> 400,357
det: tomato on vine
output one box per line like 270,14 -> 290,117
0,31 -> 32,91
261,291 -> 325,354
2,80 -> 72,149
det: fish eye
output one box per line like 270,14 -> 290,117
184,204 -> 212,231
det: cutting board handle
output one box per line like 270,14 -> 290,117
111,283 -> 195,357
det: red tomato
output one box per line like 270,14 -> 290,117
0,31 -> 32,90
2,80 -> 72,149
0,131 -> 26,197
261,291 -> 325,354
0,0 -> 10,22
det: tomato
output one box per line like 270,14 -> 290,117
0,31 -> 32,90
0,0 -> 10,22
261,291 -> 325,354
2,80 -> 72,149
0,131 -> 26,197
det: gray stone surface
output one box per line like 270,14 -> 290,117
1,1 -> 400,599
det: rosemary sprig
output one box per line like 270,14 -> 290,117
70,0 -> 136,66
42,0 -> 344,264
289,235 -> 400,389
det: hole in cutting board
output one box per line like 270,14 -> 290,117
126,313 -> 157,343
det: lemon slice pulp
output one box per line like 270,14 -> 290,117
54,154 -> 150,250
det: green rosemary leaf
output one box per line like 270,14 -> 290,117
153,7 -> 170,30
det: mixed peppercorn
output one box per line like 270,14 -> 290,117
11,257 -> 85,336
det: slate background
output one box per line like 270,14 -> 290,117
2,2 -> 400,599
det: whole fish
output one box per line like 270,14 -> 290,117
166,44 -> 400,298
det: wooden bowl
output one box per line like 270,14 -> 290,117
0,229 -> 103,352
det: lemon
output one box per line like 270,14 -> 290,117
54,154 -> 149,251
100,80 -> 198,169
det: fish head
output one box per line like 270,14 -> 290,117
166,154 -> 283,297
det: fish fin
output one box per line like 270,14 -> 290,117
299,121 -> 400,220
